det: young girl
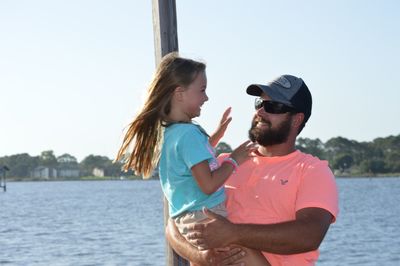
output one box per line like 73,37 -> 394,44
116,53 -> 269,265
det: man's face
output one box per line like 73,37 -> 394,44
248,94 -> 293,146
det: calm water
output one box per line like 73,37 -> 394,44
1,178 -> 399,265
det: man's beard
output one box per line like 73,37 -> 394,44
248,115 -> 292,146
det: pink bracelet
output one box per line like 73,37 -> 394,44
222,157 -> 239,173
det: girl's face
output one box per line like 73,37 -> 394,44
180,71 -> 208,119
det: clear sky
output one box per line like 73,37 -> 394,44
1,0 -> 399,161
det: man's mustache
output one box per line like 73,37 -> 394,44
253,116 -> 271,126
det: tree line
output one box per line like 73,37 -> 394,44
0,151 -> 136,180
214,134 -> 400,176
295,134 -> 400,176
1,134 -> 399,179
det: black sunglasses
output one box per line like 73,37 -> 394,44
254,98 -> 296,114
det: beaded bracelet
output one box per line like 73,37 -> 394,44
222,157 -> 239,173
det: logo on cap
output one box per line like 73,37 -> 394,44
274,76 -> 291,89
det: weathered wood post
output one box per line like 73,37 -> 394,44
152,1 -> 189,265
152,0 -> 179,64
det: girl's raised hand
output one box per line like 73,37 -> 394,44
209,107 -> 232,147
230,140 -> 258,165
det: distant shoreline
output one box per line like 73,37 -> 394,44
4,175 -> 400,182
335,173 -> 400,178
4,176 -> 157,182
335,175 -> 400,178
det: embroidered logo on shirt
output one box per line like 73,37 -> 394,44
280,179 -> 288,185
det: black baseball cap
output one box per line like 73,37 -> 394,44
246,74 -> 312,123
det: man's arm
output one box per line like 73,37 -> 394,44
187,207 -> 333,254
166,218 -> 204,264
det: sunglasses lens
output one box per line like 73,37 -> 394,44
254,98 -> 294,114
264,102 -> 284,113
254,98 -> 264,110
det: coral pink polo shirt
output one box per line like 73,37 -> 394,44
221,150 -> 339,266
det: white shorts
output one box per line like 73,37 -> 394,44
173,202 -> 227,237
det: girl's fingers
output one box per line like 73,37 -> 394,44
221,107 -> 232,121
240,140 -> 252,147
222,117 -> 232,127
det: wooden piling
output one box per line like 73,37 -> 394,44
0,166 -> 9,192
151,1 -> 189,265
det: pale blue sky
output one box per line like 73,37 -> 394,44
1,0 -> 399,161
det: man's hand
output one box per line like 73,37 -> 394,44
186,208 -> 237,250
209,107 -> 232,147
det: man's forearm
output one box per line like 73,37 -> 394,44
232,208 -> 332,254
234,221 -> 321,254
188,207 -> 333,254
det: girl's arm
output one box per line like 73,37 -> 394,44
191,160 -> 234,195
191,140 -> 256,195
209,107 -> 232,147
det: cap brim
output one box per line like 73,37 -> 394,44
246,84 -> 293,106
246,84 -> 264,96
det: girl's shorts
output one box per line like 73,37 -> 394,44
174,202 -> 227,236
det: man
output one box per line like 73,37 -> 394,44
166,74 -> 339,266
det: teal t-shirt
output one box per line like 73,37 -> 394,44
159,123 -> 225,217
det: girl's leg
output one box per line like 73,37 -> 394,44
190,247 -> 270,266
236,247 -> 271,266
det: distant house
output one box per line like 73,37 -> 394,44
92,167 -> 105,177
31,165 -> 80,179
32,166 -> 57,179
58,167 -> 80,178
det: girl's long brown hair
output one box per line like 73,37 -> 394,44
115,52 -> 206,178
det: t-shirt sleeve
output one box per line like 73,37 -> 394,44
178,126 -> 214,169
296,160 -> 339,222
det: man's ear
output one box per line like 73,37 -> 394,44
292,113 -> 305,128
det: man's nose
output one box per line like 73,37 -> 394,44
256,106 -> 266,116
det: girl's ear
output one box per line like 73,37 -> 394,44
174,86 -> 185,101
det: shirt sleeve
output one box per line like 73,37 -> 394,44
295,160 -> 339,222
178,126 -> 214,169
